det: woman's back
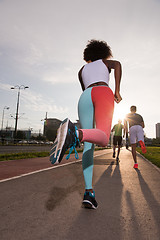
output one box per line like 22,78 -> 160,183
81,59 -> 109,89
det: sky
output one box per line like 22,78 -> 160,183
0,0 -> 160,138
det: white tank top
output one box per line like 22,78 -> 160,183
81,59 -> 110,89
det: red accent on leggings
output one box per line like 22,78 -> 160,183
81,86 -> 114,147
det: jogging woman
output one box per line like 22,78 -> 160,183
50,39 -> 122,209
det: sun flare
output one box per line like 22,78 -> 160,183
112,104 -> 129,126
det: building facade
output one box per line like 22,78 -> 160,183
43,118 -> 61,141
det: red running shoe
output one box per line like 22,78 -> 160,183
139,140 -> 147,154
134,163 -> 138,169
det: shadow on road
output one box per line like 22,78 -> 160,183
64,162 -> 124,240
135,169 -> 160,236
45,162 -> 84,211
125,190 -> 143,238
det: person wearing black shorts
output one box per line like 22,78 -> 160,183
111,119 -> 124,162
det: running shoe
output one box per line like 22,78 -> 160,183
139,140 -> 147,154
133,163 -> 138,169
82,191 -> 98,209
50,118 -> 80,164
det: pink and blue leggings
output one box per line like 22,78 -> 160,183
78,86 -> 114,190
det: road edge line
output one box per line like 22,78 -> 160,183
0,150 -> 109,183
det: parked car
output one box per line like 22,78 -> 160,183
18,140 -> 28,144
28,140 -> 38,144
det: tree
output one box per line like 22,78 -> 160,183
152,138 -> 160,146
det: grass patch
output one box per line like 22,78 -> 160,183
0,152 -> 50,161
136,146 -> 160,168
0,147 -> 108,161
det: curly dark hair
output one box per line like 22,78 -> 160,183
83,39 -> 113,62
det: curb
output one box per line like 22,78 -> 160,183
136,151 -> 160,173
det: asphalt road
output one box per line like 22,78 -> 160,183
0,148 -> 160,240
0,145 -> 51,154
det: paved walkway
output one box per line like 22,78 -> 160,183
0,148 -> 160,240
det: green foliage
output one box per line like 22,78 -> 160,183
137,146 -> 160,168
152,138 -> 160,146
0,152 -> 49,161
0,147 -> 107,161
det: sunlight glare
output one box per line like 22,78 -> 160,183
112,104 -> 129,126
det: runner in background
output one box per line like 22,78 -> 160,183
125,131 -> 129,149
111,119 -> 125,163
124,105 -> 146,169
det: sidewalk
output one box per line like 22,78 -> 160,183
0,148 -> 160,240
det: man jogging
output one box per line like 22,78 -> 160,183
124,106 -> 146,169
111,119 -> 124,162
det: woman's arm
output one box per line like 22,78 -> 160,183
103,60 -> 122,103
78,66 -> 85,91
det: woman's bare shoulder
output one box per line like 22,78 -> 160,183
102,59 -> 121,69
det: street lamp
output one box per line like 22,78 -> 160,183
1,106 -> 10,131
11,85 -> 29,140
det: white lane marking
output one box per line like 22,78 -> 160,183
0,151 -> 109,183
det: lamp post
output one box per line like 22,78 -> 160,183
11,85 -> 29,140
1,106 -> 10,131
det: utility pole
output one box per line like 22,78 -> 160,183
11,85 -> 29,141
1,106 -> 10,131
